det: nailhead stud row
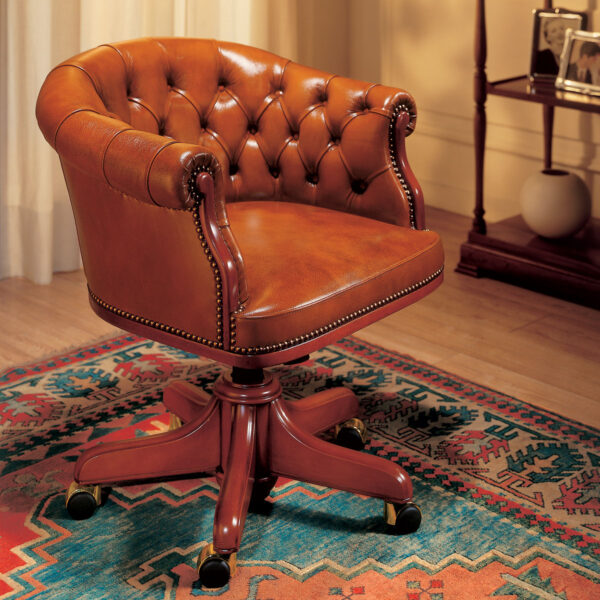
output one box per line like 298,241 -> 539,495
389,103 -> 417,229
187,164 -> 224,348
89,288 -> 225,348
230,266 -> 444,355
89,266 -> 442,357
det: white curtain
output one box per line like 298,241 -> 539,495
0,0 -> 301,284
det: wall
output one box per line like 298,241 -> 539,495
348,0 -> 599,222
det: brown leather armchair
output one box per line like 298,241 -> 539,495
36,38 -> 443,588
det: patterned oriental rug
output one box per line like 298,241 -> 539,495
0,335 -> 598,600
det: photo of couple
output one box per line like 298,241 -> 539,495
557,30 -> 600,96
565,40 -> 600,84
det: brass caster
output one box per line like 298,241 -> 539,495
335,418 -> 367,451
197,543 -> 237,588
384,501 -> 421,534
169,413 -> 183,431
66,481 -> 101,520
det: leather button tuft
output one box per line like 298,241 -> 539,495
248,123 -> 258,135
269,167 -> 280,178
229,164 -> 239,176
331,136 -> 340,145
306,173 -> 318,185
217,78 -> 228,87
351,179 -> 368,194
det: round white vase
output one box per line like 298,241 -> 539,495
520,169 -> 591,239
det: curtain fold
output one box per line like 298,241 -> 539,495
0,0 -> 303,284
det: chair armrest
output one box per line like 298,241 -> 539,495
37,97 -> 247,316
38,104 -> 219,210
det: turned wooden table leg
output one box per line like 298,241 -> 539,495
473,0 -> 488,235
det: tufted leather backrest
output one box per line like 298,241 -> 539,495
38,38 -> 418,226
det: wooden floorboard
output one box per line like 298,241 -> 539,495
1,207 -> 598,428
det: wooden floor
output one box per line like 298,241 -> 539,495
1,207 -> 599,428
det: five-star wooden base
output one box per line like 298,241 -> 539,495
67,369 -> 417,587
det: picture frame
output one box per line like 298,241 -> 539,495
556,29 -> 600,96
529,8 -> 587,83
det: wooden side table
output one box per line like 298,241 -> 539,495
456,0 -> 600,309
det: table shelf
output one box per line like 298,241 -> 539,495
488,75 -> 600,113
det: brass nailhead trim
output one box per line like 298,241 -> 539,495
187,164 -> 224,348
90,266 -> 442,356
230,266 -> 443,355
89,288 -> 223,348
389,103 -> 417,229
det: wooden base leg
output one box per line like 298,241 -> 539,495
269,399 -> 412,504
163,381 -> 211,424
284,387 -> 359,434
75,398 -> 221,485
213,404 -> 256,554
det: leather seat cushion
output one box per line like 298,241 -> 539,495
228,201 -> 444,351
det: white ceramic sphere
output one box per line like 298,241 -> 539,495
520,169 -> 591,239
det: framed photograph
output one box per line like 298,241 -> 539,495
529,8 -> 587,82
556,29 -> 600,96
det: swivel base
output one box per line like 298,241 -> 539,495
68,369 -> 418,588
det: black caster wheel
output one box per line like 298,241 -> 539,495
250,476 -> 277,508
197,544 -> 236,589
384,501 -> 421,534
335,418 -> 367,451
65,481 -> 101,520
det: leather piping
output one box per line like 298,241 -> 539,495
145,140 -> 179,206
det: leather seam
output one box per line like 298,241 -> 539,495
49,64 -> 103,103
127,97 -> 161,127
53,108 -> 101,148
239,237 -> 442,320
100,43 -> 129,73
146,141 -> 179,206
230,266 -> 444,353
101,127 -> 136,188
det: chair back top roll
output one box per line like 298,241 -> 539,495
37,37 -> 417,225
